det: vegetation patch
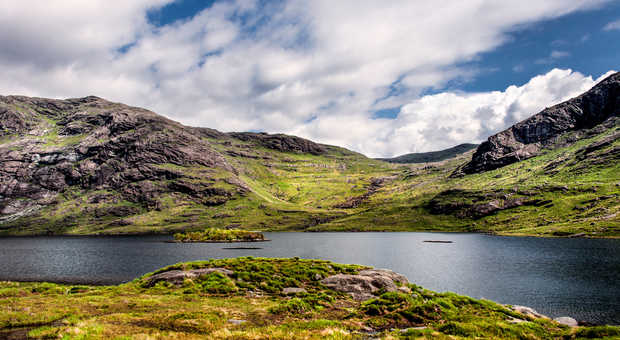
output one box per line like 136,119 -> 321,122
173,227 -> 267,242
1,258 -> 618,339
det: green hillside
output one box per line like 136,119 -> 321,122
0,94 -> 618,237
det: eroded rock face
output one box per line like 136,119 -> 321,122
459,72 -> 620,174
0,95 -> 243,227
321,269 -> 410,301
0,95 -> 335,231
144,268 -> 234,287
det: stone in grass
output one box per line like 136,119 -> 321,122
228,319 -> 246,325
145,268 -> 234,287
554,316 -> 578,327
321,268 -> 409,301
510,305 -> 549,319
282,287 -> 307,295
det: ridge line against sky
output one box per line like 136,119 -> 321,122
0,0 -> 618,157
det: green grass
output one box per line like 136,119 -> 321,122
173,227 -> 265,242
1,258 -> 614,339
1,103 -> 618,237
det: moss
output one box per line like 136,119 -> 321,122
1,258 -> 618,339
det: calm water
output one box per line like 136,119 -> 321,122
0,232 -> 618,324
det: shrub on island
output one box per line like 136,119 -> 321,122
173,227 -> 265,242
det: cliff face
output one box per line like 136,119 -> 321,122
0,95 -> 326,230
459,72 -> 620,174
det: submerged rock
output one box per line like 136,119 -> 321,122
321,269 -> 409,301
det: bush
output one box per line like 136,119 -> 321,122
198,272 -> 237,294
174,228 -> 265,242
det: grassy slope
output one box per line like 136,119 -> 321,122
3,258 -> 618,339
1,109 -> 618,237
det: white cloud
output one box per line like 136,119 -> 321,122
550,50 -> 571,59
0,0 -> 613,157
603,19 -> 620,31
536,50 -> 571,64
295,69 -> 614,157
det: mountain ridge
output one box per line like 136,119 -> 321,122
0,78 -> 618,237
458,71 -> 620,175
378,143 -> 478,164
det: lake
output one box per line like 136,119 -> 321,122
0,232 -> 618,325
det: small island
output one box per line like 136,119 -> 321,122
173,227 -> 268,243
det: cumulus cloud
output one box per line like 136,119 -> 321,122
0,0 -> 613,157
295,69 -> 615,157
603,19 -> 620,31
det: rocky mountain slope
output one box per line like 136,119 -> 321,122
378,143 -> 478,164
458,71 -> 619,174
0,95 -> 352,234
0,74 -> 618,237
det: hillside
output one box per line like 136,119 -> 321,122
0,74 -> 618,237
378,143 -> 478,164
459,71 -> 619,174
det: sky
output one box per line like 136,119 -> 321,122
0,0 -> 618,158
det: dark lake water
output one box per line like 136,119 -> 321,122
0,232 -> 618,325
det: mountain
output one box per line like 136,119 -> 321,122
458,71 -> 620,175
378,143 -> 478,164
0,78 -> 618,237
0,95 -> 378,235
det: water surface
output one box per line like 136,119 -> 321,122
0,232 -> 618,324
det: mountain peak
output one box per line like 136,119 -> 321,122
457,71 -> 619,175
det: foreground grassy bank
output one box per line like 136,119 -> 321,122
1,257 -> 618,339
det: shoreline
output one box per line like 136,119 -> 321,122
1,255 -> 618,335
1,230 -> 619,239
164,239 -> 271,243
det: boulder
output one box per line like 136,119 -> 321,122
510,305 -> 548,319
282,287 -> 307,295
144,268 -> 233,287
554,316 -> 578,327
321,269 -> 410,301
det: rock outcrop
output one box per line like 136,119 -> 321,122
0,95 -> 328,232
554,316 -> 578,327
321,269 -> 410,301
458,72 -> 620,174
144,268 -> 234,287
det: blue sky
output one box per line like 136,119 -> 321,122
0,0 -> 618,157
461,0 -> 620,92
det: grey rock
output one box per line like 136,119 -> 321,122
282,287 -> 307,295
321,268 -> 410,301
554,316 -> 578,327
458,72 -> 620,175
507,317 -> 528,324
144,267 -> 233,287
228,319 -> 246,325
510,305 -> 548,319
